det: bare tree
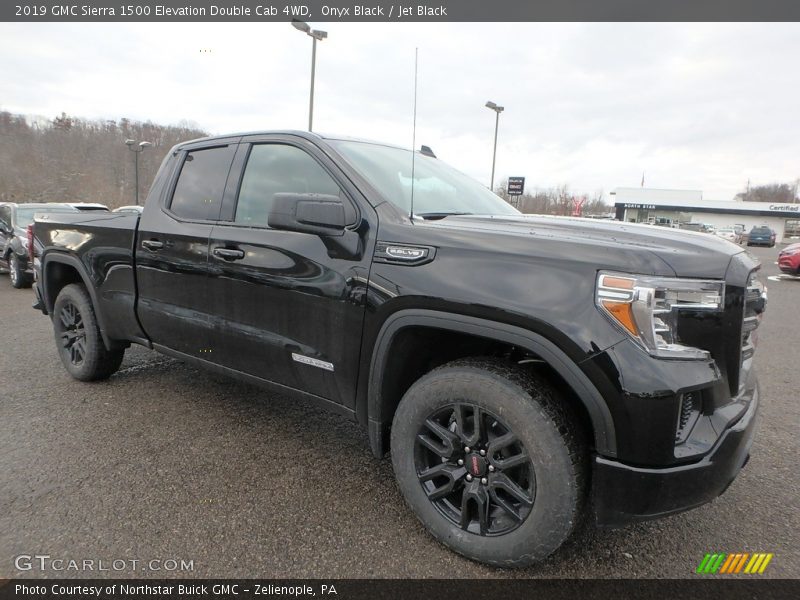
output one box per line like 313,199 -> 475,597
734,183 -> 799,204
0,110 -> 206,207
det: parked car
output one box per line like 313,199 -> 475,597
67,202 -> 109,211
112,205 -> 144,214
715,227 -> 741,244
32,131 -> 766,567
778,243 -> 800,275
0,202 -> 78,288
734,224 -> 747,244
747,226 -> 776,247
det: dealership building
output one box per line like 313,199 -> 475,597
611,187 -> 800,243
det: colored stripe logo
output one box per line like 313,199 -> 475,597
696,553 -> 774,574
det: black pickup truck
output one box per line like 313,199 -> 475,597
33,131 -> 765,567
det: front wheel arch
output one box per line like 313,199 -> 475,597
366,310 -> 617,459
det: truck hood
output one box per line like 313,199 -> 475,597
422,214 -> 746,279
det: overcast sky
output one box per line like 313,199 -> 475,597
1,22 -> 798,200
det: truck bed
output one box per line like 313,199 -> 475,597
34,211 -> 144,345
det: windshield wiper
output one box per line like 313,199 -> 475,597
416,212 -> 473,220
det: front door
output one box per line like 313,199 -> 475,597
206,139 -> 373,407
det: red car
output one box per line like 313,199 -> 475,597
778,242 -> 800,275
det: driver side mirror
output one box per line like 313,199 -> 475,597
268,193 -> 347,236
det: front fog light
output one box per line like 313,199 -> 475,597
596,272 -> 724,359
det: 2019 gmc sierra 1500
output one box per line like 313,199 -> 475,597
32,131 -> 765,567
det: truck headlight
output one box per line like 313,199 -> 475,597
596,272 -> 725,360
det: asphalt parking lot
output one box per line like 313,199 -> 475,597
1,245 -> 798,579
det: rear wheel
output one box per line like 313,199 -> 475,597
9,254 -> 31,289
390,358 -> 586,567
52,283 -> 124,381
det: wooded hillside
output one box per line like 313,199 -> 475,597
0,111 -> 207,208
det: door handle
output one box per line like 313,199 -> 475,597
141,240 -> 164,251
213,247 -> 245,261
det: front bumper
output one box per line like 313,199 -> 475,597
778,257 -> 800,274
592,382 -> 759,527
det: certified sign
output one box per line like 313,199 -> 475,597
508,177 -> 525,196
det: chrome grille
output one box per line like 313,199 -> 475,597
742,278 -> 765,354
741,276 -> 765,363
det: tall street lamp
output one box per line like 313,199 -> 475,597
125,139 -> 152,206
292,20 -> 328,132
485,101 -> 504,192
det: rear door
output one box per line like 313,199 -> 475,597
135,141 -> 238,358
206,136 -> 374,407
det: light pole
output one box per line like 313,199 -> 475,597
485,101 -> 504,192
125,139 -> 152,206
292,20 -> 328,132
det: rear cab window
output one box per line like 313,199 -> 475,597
169,145 -> 236,221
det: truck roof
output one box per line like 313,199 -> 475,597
174,130 -> 409,152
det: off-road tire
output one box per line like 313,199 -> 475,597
391,357 -> 587,568
52,283 -> 124,381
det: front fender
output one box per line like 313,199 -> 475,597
365,309 -> 617,459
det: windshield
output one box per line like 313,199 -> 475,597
330,140 -> 520,218
16,206 -> 77,227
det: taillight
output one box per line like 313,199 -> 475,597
27,224 -> 34,264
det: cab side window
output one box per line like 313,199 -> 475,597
0,206 -> 11,231
169,145 -> 236,221
234,144 -> 341,227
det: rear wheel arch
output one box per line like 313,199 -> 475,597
52,282 -> 125,380
42,253 -> 115,351
366,309 -> 617,460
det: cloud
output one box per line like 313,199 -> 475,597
1,22 -> 798,201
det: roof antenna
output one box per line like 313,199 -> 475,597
410,47 -> 419,221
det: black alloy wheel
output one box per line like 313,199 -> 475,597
57,300 -> 87,367
51,283 -> 125,381
415,403 -> 535,536
391,358 -> 586,567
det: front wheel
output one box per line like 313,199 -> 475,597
390,358 -> 586,567
9,254 -> 31,288
52,283 -> 124,381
